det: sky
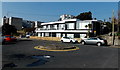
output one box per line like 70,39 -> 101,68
1,0 -> 120,2
1,2 -> 118,23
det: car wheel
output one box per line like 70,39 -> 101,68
2,39 -> 5,44
81,41 -> 85,45
70,40 -> 73,43
97,42 -> 101,46
2,41 -> 5,44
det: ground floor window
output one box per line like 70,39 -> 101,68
51,33 -> 56,37
37,32 -> 87,38
67,34 -> 74,38
80,34 -> 87,38
45,33 -> 49,37
74,34 -> 80,38
56,33 -> 61,37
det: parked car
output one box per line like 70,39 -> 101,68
2,35 -> 17,44
20,34 -> 30,38
26,34 -> 30,38
11,36 -> 17,42
60,37 -> 78,43
80,37 -> 107,46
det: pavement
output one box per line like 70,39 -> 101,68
109,45 -> 120,48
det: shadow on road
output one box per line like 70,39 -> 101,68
18,39 -> 32,41
3,54 -> 52,68
26,55 -> 52,67
2,42 -> 17,45
10,54 -> 26,60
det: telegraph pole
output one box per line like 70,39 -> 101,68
112,10 -> 115,45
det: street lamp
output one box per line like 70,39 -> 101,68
112,10 -> 115,45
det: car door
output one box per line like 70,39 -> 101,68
63,37 -> 70,42
86,38 -> 97,45
65,37 -> 71,42
91,38 -> 98,44
85,38 -> 92,44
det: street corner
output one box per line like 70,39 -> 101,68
34,45 -> 80,52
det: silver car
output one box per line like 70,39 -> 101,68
81,37 -> 107,46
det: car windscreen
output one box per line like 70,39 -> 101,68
98,37 -> 104,40
88,38 -> 97,40
11,36 -> 15,38
5,36 -> 11,38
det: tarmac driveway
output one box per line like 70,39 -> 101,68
2,39 -> 119,69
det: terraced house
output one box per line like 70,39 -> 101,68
35,14 -> 102,38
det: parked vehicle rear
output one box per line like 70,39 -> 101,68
60,37 -> 78,43
2,35 -> 17,44
81,37 -> 107,46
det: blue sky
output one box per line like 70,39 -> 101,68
2,2 -> 118,22
1,0 -> 120,2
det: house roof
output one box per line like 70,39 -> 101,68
41,19 -> 98,25
41,19 -> 77,25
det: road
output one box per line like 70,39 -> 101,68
2,38 -> 119,69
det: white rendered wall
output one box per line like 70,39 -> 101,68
56,33 -> 61,37
38,33 -> 41,37
42,33 -> 44,37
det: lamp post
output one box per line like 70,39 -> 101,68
112,10 -> 115,45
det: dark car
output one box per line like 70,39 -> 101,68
11,36 -> 17,42
81,37 -> 107,46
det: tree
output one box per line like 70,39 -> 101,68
105,22 -> 112,32
2,24 -> 17,35
76,11 -> 92,20
85,24 -> 92,37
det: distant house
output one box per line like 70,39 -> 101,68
2,16 -> 23,30
35,21 -> 43,28
2,16 -> 43,31
35,15 -> 101,38
9,17 -> 23,30
22,20 -> 35,28
1,16 -> 9,24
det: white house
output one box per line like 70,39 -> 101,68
35,17 -> 101,38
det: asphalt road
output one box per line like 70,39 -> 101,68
2,38 -> 119,69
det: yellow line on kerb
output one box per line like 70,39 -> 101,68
34,46 -> 80,52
